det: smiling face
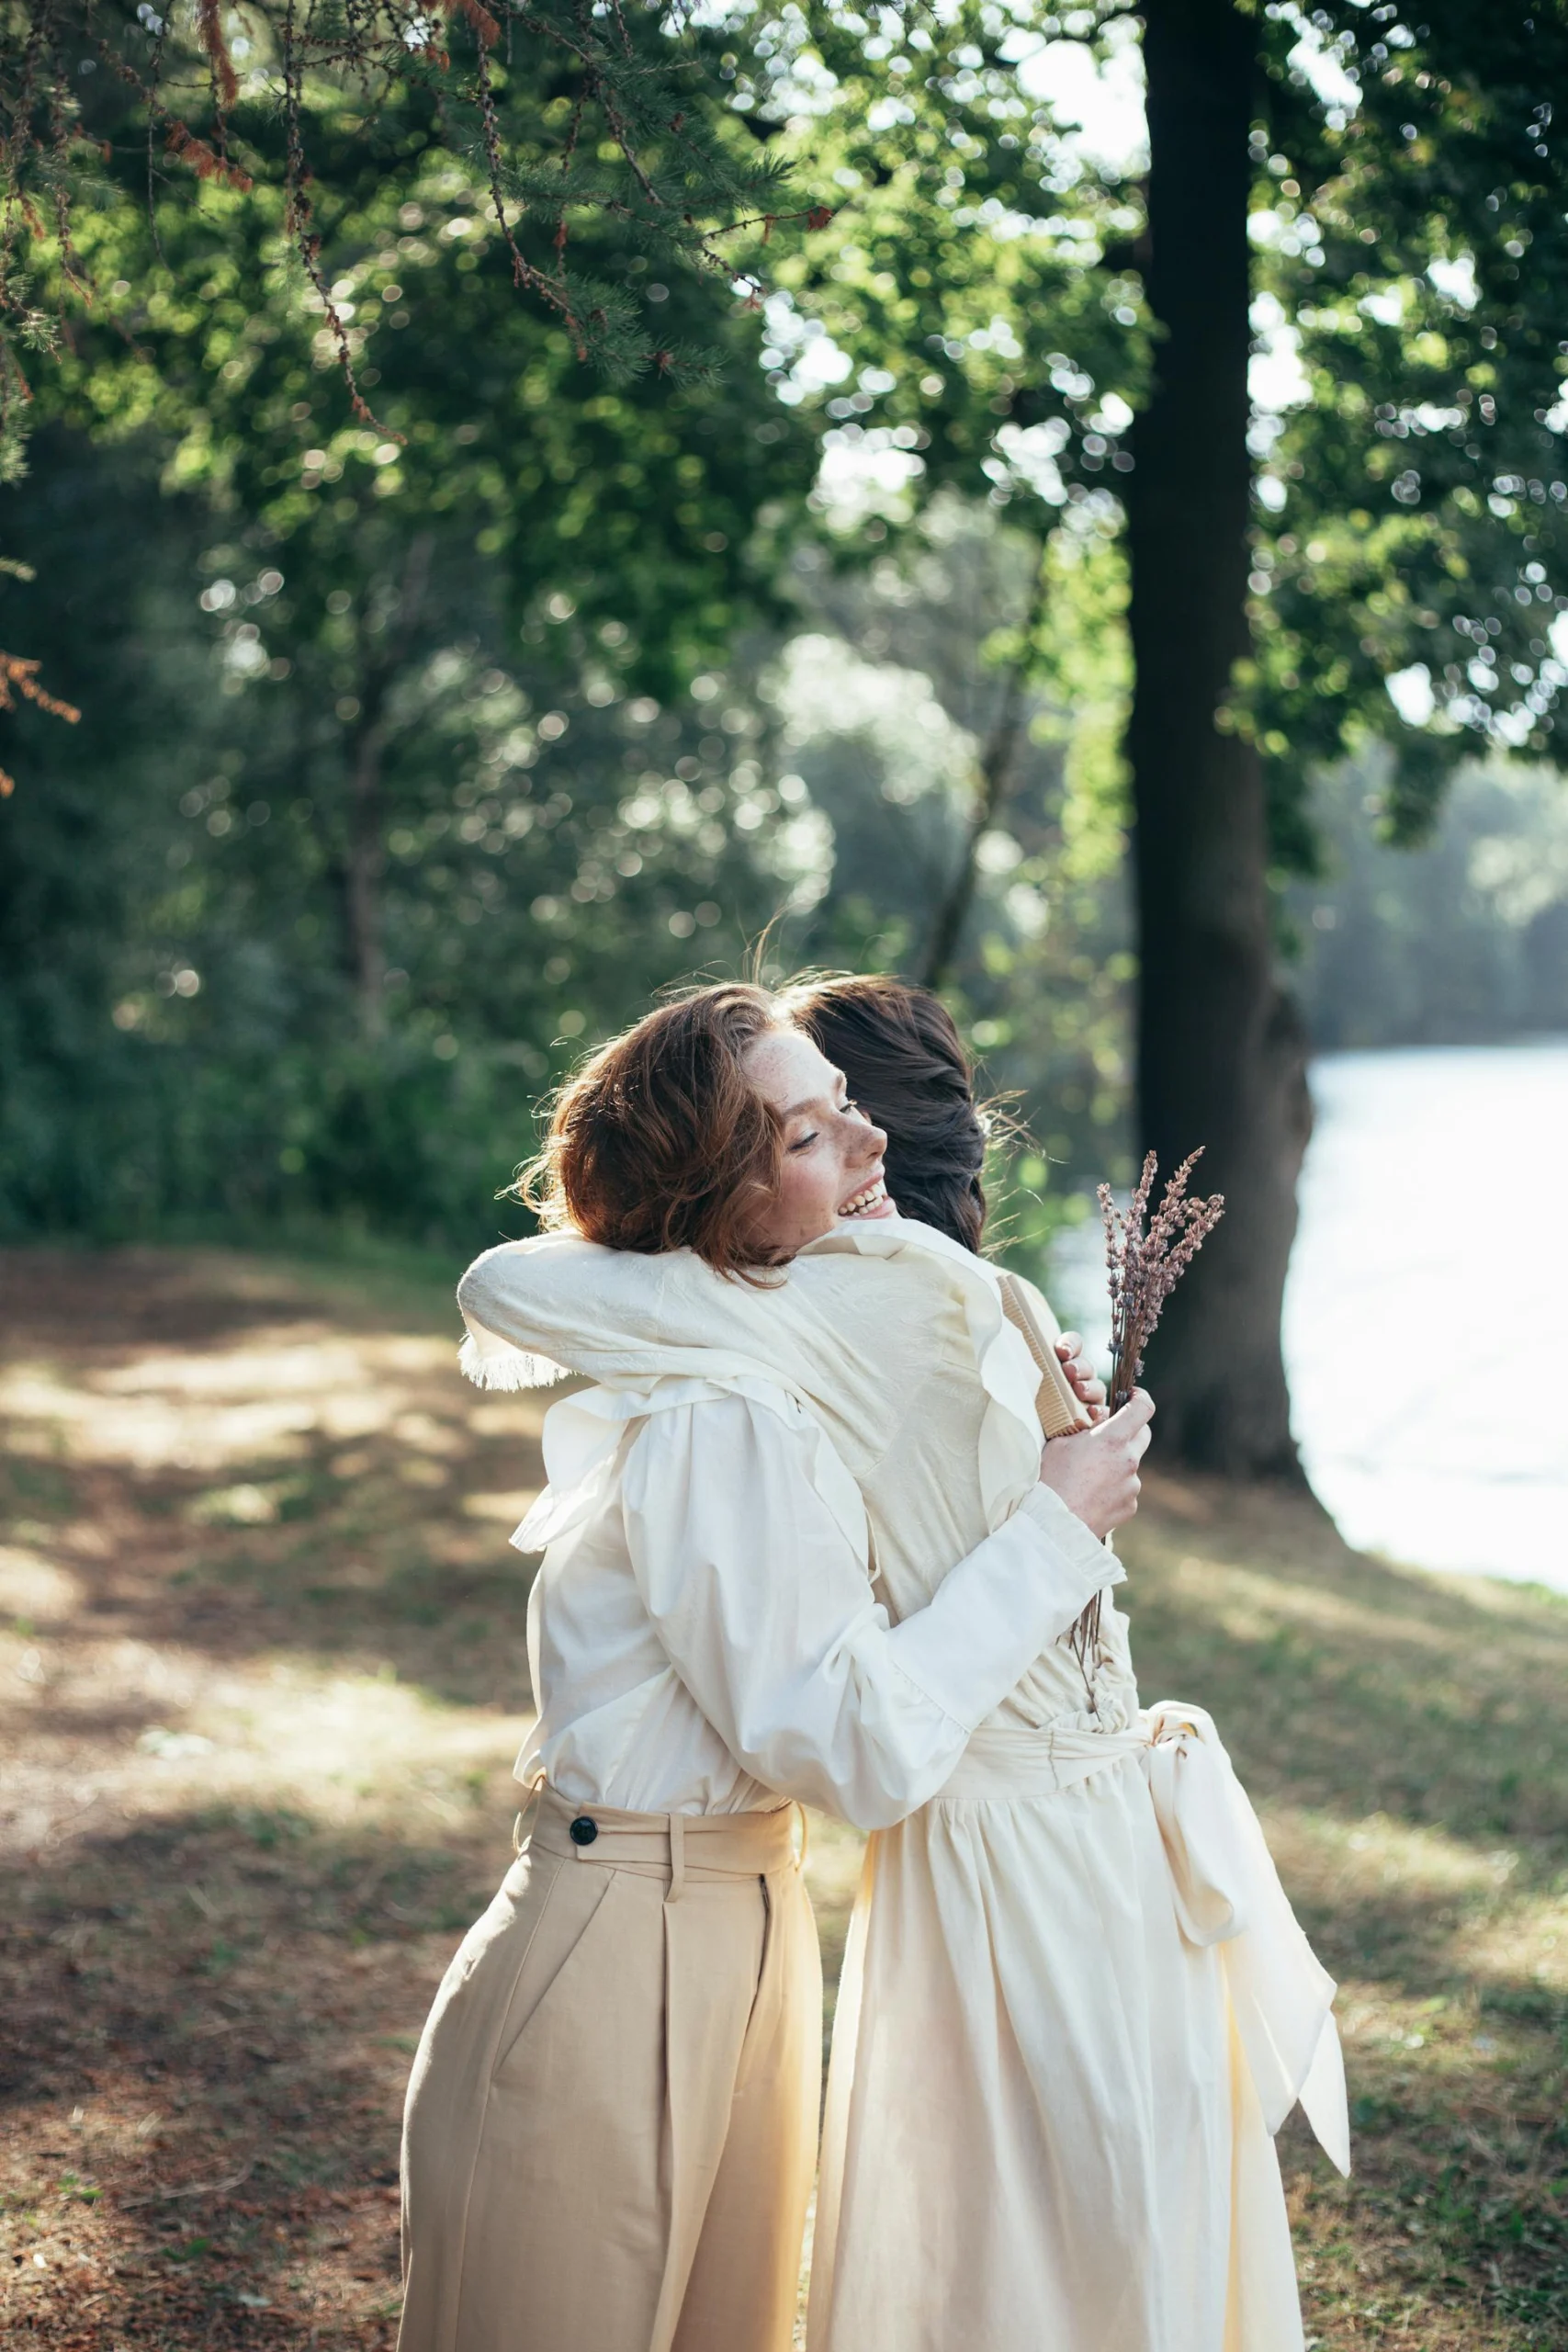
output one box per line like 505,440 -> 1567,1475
740,1026 -> 895,1258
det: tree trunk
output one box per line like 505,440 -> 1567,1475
922,543 -> 1048,991
1123,0 -> 1312,1477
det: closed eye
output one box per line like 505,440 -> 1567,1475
788,1089 -> 852,1150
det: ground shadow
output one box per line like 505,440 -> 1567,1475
3,1800 -> 504,2346
4,1248 -> 1565,2348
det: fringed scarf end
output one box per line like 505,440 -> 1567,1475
457,1329 -> 570,1392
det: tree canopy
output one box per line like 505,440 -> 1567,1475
3,1 -> 1566,1440
747,0 -> 1567,857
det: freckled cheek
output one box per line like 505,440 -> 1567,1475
784,1160 -> 832,1233
782,1166 -> 816,1224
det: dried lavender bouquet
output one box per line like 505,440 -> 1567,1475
1064,1148 -> 1225,1695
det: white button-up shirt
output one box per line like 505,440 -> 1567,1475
515,1381 -> 1118,1830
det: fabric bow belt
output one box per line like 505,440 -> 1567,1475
937,1702 -> 1351,2176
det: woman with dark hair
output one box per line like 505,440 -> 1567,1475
398,982 -> 1148,2352
784,975 -> 1348,2352
784,973 -> 994,1250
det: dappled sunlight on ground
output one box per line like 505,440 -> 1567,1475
0,1248 -> 544,2347
1,1250 -> 1563,2347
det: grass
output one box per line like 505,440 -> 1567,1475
1122,1481 -> 1568,2350
1,1243 -> 1564,2347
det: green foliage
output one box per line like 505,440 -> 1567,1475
45,82 -> 814,688
779,499 -> 1135,1224
760,0 -> 1144,531
0,375 -> 815,1242
0,32 -> 838,1243
6,0 -> 1568,1259
1241,4 -> 1568,849
750,0 -> 1568,878
0,0 -> 828,474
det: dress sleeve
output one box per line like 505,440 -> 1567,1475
619,1392 -> 1120,1831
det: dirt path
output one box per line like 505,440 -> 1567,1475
2,1247 -> 1564,2347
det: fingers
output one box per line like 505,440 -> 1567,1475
1055,1334 -> 1108,1411
1102,1468 -> 1142,1531
1055,1334 -> 1099,1385
1109,1387 -> 1156,1432
1098,1388 -> 1153,1477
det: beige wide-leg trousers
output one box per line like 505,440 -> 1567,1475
399,1789 -> 820,2352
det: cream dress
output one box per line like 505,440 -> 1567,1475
460,1217 -> 1348,2352
806,1261 -> 1348,2352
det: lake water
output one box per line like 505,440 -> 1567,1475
1048,1042 -> 1568,1592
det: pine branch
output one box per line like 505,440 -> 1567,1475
0,0 -> 829,435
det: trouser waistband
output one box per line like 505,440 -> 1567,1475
524,1784 -> 801,1893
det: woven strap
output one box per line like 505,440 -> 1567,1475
998,1272 -> 1089,1440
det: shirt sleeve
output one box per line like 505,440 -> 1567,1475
619,1392 -> 1121,1832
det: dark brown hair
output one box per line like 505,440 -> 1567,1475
523,984 -> 786,1278
783,973 -> 990,1252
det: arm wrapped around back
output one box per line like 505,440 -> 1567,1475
619,1391 -> 1121,1832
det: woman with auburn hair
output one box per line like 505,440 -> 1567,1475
786,973 -> 1348,2352
398,981 -> 1149,2352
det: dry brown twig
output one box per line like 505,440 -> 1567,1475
0,645 -> 80,795
1063,1148 -> 1224,1702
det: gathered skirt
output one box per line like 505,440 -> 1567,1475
808,1746 -> 1307,2352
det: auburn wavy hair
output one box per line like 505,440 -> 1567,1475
783,973 -> 992,1252
522,984 -> 787,1279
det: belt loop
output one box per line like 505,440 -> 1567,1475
794,1800 -> 809,1875
513,1771 -> 546,1857
665,1811 -> 685,1906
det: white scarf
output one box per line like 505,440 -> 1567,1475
456,1214 -> 1046,1546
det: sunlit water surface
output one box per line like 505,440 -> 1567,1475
1048,1042 -> 1568,1591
